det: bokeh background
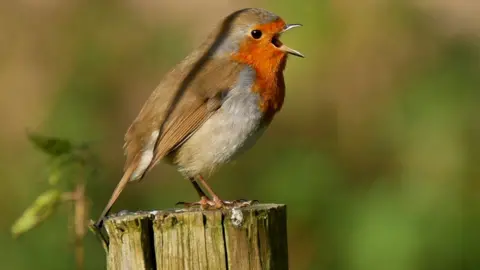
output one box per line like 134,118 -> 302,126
1,0 -> 479,269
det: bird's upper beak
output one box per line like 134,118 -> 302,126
277,24 -> 304,58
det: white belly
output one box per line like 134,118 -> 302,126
173,89 -> 267,177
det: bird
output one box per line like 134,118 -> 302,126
95,8 -> 303,228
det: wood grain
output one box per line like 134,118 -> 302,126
103,204 -> 288,270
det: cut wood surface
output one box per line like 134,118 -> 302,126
102,203 -> 288,270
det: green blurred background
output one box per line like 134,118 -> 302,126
1,0 -> 479,269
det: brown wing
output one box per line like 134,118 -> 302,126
146,92 -> 223,169
123,57 -> 244,181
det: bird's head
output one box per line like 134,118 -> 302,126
210,8 -> 304,69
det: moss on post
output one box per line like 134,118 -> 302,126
104,213 -> 156,270
102,204 -> 288,270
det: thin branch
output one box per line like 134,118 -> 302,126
74,182 -> 86,270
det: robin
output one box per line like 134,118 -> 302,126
95,8 -> 303,228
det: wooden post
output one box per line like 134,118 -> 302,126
101,204 -> 288,270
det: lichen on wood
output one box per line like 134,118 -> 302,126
101,204 -> 288,270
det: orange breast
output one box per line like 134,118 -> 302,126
231,19 -> 287,118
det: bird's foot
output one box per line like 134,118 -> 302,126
176,197 -> 258,210
176,196 -> 216,210
212,197 -> 259,208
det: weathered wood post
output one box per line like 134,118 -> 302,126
101,204 -> 288,270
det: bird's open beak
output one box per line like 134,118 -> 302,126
277,24 -> 304,58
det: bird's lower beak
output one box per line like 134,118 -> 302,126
278,24 -> 304,58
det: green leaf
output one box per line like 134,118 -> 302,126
27,131 -> 73,157
47,154 -> 77,185
47,169 -> 62,186
11,189 -> 62,238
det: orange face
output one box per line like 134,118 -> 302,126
229,16 -> 303,116
232,19 -> 288,73
231,19 -> 289,116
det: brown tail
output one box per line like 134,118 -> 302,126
94,165 -> 136,228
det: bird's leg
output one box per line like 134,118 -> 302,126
176,177 -> 215,209
197,175 -> 257,208
196,175 -> 224,208
190,177 -> 208,199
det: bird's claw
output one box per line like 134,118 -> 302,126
176,196 -> 215,209
220,199 -> 259,208
176,198 -> 259,210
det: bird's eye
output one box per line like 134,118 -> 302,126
251,30 -> 262,39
